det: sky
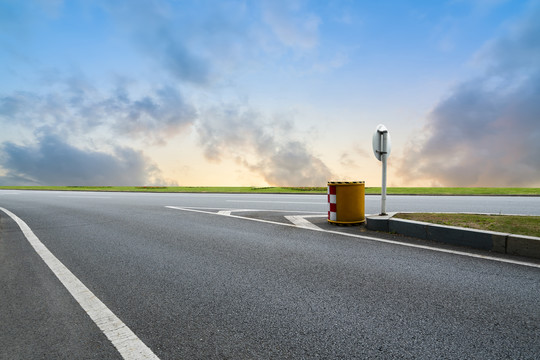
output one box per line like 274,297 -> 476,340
1,0 -> 539,187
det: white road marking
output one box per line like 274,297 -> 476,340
227,200 -> 325,205
168,206 -> 326,214
58,196 -> 111,199
0,207 -> 160,360
166,206 -> 540,269
285,215 -> 324,230
217,209 -> 256,216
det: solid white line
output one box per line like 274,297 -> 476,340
0,207 -> 160,360
166,206 -> 540,269
217,209 -> 257,216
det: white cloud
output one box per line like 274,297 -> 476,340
398,5 -> 540,186
261,0 -> 320,50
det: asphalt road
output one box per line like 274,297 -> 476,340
1,190 -> 539,359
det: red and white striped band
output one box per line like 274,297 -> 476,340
328,185 -> 337,221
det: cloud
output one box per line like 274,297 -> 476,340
197,105 -> 332,186
398,5 -> 540,187
339,147 -> 370,168
0,76 -> 197,144
106,0 -> 303,87
102,0 -> 215,86
261,0 -> 320,50
107,0 -> 324,84
0,1 -> 339,187
0,73 -> 190,185
160,38 -> 211,85
0,132 -> 163,186
248,140 -> 332,186
0,91 -> 40,121
112,85 -> 197,142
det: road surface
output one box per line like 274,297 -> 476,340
1,190 -> 539,359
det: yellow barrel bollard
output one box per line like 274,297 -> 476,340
327,181 -> 365,225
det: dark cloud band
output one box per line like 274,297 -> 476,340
0,133 -> 159,186
399,6 -> 540,187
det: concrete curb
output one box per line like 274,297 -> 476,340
366,213 -> 540,260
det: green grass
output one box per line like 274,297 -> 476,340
395,213 -> 540,237
0,186 -> 538,195
365,187 -> 540,196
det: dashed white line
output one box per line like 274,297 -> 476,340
0,207 -> 160,360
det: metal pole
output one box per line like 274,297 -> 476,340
380,132 -> 387,215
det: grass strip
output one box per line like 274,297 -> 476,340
0,186 -> 538,196
395,213 -> 540,238
367,187 -> 540,196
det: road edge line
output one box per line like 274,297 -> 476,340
0,207 -> 160,360
166,206 -> 540,269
